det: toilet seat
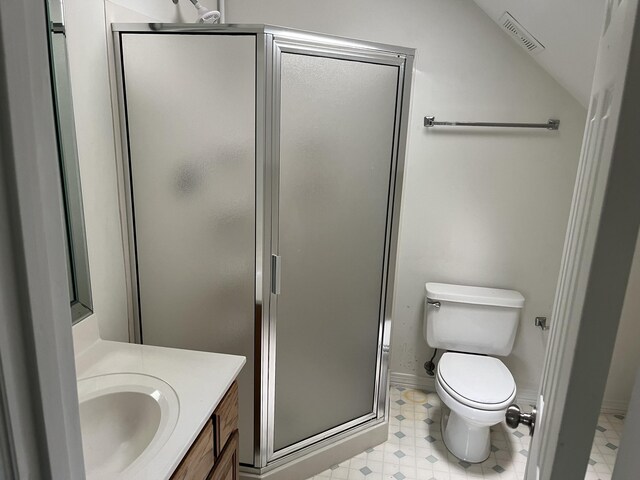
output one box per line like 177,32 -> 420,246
436,352 -> 516,411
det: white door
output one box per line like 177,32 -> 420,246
506,1 -> 640,479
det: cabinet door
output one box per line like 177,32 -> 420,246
171,421 -> 214,480
213,382 -> 239,460
121,33 -> 255,465
272,49 -> 401,454
209,431 -> 239,480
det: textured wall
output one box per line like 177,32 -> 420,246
219,0 -> 586,396
66,0 -> 592,401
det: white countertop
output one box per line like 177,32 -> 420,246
74,318 -> 245,479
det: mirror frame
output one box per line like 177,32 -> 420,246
47,0 -> 93,323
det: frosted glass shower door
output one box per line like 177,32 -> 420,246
272,49 -> 401,454
120,34 -> 256,464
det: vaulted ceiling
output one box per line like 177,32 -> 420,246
472,0 -> 606,107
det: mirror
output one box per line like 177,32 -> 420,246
46,0 -> 93,323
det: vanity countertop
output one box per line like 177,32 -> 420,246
74,319 -> 245,480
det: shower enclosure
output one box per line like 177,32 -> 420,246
113,24 -> 413,475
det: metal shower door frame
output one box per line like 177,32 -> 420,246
261,30 -> 414,468
112,25 -> 266,469
110,23 -> 414,472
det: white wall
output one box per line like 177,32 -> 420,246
64,0 -> 130,341
382,3 -> 585,399
64,0 -> 221,342
472,0 -> 605,106
218,0 -> 586,398
604,237 -> 640,411
65,0 -> 589,401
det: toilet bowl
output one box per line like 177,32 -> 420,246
423,283 -> 524,463
435,352 -> 516,462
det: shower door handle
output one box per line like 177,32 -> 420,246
271,255 -> 281,295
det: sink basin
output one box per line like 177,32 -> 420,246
77,373 -> 179,479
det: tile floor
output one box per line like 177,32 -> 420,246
586,411 -> 625,480
306,386 -> 625,480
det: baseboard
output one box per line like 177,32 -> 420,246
389,371 -> 537,404
600,399 -> 629,415
240,421 -> 387,480
391,372 -> 542,409
390,371 -> 435,391
390,372 -> 629,414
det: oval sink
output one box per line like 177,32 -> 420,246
77,373 -> 179,479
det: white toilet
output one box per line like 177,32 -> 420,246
423,282 -> 524,463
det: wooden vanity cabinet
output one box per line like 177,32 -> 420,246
171,382 -> 239,480
210,430 -> 239,480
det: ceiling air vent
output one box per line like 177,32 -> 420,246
499,12 -> 545,55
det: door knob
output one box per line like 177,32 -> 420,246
505,404 -> 537,436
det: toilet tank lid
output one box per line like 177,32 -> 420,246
425,283 -> 525,308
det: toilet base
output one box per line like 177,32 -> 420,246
441,408 -> 491,463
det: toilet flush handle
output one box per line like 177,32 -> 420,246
427,299 -> 441,308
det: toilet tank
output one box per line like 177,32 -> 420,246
424,283 -> 524,356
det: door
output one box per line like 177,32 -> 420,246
267,39 -> 407,460
506,1 -> 640,479
119,33 -> 256,465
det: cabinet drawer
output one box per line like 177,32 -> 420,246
208,430 -> 239,480
171,420 -> 214,480
213,382 -> 238,459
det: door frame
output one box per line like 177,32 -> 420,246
0,0 -> 85,478
527,1 -> 640,478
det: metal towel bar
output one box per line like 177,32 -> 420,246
424,116 -> 560,130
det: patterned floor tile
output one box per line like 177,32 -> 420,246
306,387 -> 625,480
